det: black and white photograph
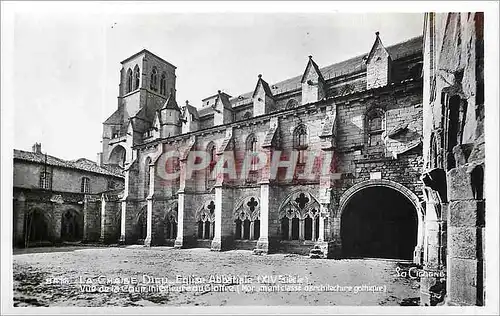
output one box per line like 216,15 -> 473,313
1,1 -> 498,314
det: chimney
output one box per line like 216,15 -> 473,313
96,152 -> 103,166
32,142 -> 42,154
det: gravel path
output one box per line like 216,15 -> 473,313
13,246 -> 420,307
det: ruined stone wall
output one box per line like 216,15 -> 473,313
421,12 -> 484,306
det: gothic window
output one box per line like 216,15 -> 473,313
246,134 -> 258,177
286,99 -> 298,109
39,171 -> 51,190
365,108 -> 385,156
150,67 -> 158,91
165,212 -> 177,240
293,124 -> 308,164
206,142 -> 217,183
234,197 -> 259,240
134,66 -> 140,90
160,73 -> 167,95
81,177 -> 90,193
144,157 -> 151,197
197,201 -> 215,240
126,68 -> 133,93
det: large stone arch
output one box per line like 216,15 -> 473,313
108,145 -> 127,168
338,179 -> 424,262
24,207 -> 51,243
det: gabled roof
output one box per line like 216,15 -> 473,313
162,92 -> 181,111
184,102 -> 200,120
104,107 -> 124,125
121,49 -> 177,69
14,150 -> 124,178
252,74 -> 274,99
225,36 -> 422,111
215,90 -> 232,110
366,32 -> 391,64
301,56 -> 325,83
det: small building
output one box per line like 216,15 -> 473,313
13,143 -> 124,247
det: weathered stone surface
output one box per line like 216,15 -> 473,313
447,167 -> 475,201
447,258 -> 481,306
447,227 -> 477,260
448,200 -> 484,227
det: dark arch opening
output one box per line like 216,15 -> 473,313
341,186 -> 418,260
24,209 -> 49,243
61,209 -> 83,241
136,208 -> 147,242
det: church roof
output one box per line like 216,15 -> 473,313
301,56 -> 326,83
226,35 -> 422,110
252,75 -> 274,99
184,102 -> 200,120
162,93 -> 181,111
14,150 -> 124,178
103,107 -> 124,125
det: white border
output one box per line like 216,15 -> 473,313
1,1 -> 499,315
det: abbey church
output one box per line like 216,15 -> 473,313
98,32 -> 425,260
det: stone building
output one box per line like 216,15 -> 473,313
13,143 -> 124,247
99,33 -> 425,260
420,13 -> 484,306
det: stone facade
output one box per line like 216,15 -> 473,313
100,33 -> 426,261
421,13 -> 484,306
12,143 -> 124,247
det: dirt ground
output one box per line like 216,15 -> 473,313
13,246 -> 420,307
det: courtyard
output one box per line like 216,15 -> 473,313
13,246 -> 420,307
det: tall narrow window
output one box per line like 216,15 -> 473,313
160,73 -> 167,95
246,134 -> 258,179
150,67 -> 158,91
366,108 -> 385,157
126,69 -> 133,93
39,171 -> 51,190
134,66 -> 140,90
207,143 -> 217,184
293,125 -> 308,164
81,177 -> 90,193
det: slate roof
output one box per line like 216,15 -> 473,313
184,102 -> 200,120
301,56 -> 326,83
14,150 -> 124,178
252,75 -> 275,99
221,36 -> 423,112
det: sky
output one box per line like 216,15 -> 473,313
10,7 -> 423,161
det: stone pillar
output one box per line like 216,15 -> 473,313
250,221 -> 254,240
144,164 -> 154,247
446,164 -> 484,306
288,219 -> 292,240
211,185 -> 234,251
318,207 -> 325,242
13,193 -> 26,247
255,182 -> 270,253
299,219 -> 304,240
119,200 -> 127,244
312,218 -> 316,242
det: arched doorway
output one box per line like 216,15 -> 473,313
340,186 -> 419,260
24,209 -> 49,243
61,209 -> 83,241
